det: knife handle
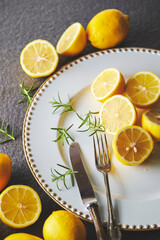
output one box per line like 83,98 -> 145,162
87,203 -> 106,240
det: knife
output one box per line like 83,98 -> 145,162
69,142 -> 106,240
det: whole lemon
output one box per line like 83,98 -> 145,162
0,153 -> 12,191
86,9 -> 130,49
43,210 -> 87,240
4,233 -> 43,240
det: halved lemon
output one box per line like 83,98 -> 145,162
56,22 -> 87,56
142,109 -> 160,141
91,68 -> 125,102
20,39 -> 59,78
125,71 -> 160,108
112,126 -> 154,166
0,185 -> 42,228
100,95 -> 137,135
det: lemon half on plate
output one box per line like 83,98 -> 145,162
112,126 -> 154,166
91,68 -> 125,102
126,71 -> 160,108
100,95 -> 137,135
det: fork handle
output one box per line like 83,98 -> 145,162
87,202 -> 107,240
104,173 -> 121,240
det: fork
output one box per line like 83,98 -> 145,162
93,133 -> 121,240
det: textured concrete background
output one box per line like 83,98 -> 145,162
1,0 -> 160,239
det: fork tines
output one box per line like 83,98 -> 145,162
93,133 -> 111,167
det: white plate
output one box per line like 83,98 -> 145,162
23,48 -> 160,230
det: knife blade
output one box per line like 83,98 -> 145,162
69,142 -> 96,206
69,142 -> 106,240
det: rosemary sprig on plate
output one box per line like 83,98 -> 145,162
51,164 -> 78,191
78,111 -> 105,136
50,93 -> 75,114
51,124 -> 74,145
0,119 -> 15,144
88,116 -> 106,136
18,80 -> 37,109
50,95 -> 105,145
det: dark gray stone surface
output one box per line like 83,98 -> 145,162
1,0 -> 160,239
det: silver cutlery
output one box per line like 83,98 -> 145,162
69,142 -> 107,240
93,134 -> 121,240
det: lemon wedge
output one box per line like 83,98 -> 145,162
56,22 -> 87,56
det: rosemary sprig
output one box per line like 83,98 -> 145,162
78,111 -> 105,136
50,94 -> 105,144
51,124 -> 74,145
50,93 -> 75,114
78,111 -> 99,129
51,164 -> 78,191
0,119 -> 15,144
88,117 -> 106,136
18,80 -> 37,109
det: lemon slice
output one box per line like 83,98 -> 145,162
0,185 -> 42,228
91,68 -> 125,102
126,71 -> 160,108
142,109 -> 160,141
100,95 -> 137,135
56,22 -> 87,56
20,39 -> 59,78
112,126 -> 154,166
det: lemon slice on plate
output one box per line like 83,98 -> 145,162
100,95 -> 137,135
112,126 -> 154,166
91,68 -> 125,102
142,109 -> 160,141
56,22 -> 87,56
0,185 -> 42,228
126,71 -> 160,108
20,39 -> 59,78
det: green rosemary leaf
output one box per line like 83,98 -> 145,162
62,176 -> 69,190
51,164 -> 78,191
77,111 -> 105,136
66,124 -> 74,131
50,94 -> 75,114
18,80 -> 38,109
54,169 -> 62,176
57,164 -> 70,170
56,180 -> 61,191
52,134 -> 63,143
51,124 -> 74,145
77,128 -> 90,133
0,119 -> 15,144
18,96 -> 27,104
